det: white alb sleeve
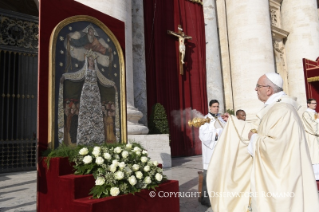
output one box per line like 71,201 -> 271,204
247,134 -> 257,156
199,121 -> 218,150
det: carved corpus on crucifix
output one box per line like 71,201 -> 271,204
167,25 -> 192,75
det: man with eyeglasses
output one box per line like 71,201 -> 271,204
302,98 -> 319,180
206,73 -> 319,212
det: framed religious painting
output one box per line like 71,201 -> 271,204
48,15 -> 126,149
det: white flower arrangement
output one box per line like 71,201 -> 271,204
83,155 -> 92,164
79,147 -> 89,155
110,187 -> 120,196
72,143 -> 167,199
126,143 -> 132,150
103,153 -> 111,160
95,177 -> 105,185
128,175 -> 137,186
121,151 -> 129,158
95,157 -> 104,165
144,166 -> 150,172
114,147 -> 122,154
141,156 -> 148,163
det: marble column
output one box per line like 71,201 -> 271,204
281,0 -> 319,109
75,0 -> 148,134
132,0 -> 148,126
203,0 -> 225,112
225,0 -> 276,120
215,0 -> 234,111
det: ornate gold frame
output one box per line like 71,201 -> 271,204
48,15 -> 127,149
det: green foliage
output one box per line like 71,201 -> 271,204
42,143 -> 81,168
148,103 -> 169,134
226,109 -> 235,116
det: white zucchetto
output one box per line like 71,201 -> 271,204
265,73 -> 283,88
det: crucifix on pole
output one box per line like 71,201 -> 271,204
167,25 -> 192,75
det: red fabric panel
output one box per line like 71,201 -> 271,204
144,0 -> 208,156
38,157 -> 179,212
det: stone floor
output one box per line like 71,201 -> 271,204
0,155 -> 211,212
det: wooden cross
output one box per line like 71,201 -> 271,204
167,25 -> 192,75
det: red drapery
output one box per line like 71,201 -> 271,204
144,0 -> 208,156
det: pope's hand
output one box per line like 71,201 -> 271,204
221,113 -> 230,122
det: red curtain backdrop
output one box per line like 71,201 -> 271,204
144,0 -> 208,156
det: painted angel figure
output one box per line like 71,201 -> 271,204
65,24 -> 113,72
59,49 -> 118,145
167,30 -> 192,64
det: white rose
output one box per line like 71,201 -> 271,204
121,151 -> 129,158
93,146 -> 101,152
135,171 -> 143,179
119,162 -> 126,169
110,187 -> 120,196
92,147 -> 101,157
95,177 -> 105,185
112,160 -> 119,167
124,167 -> 132,175
135,151 -> 141,156
114,154 -> 120,160
109,164 -> 117,173
144,176 -> 151,184
114,147 -> 122,154
141,156 -> 148,163
153,161 -> 158,166
95,157 -> 104,165
114,171 -> 125,180
126,143 -> 132,149
79,147 -> 89,156
142,150 -> 148,155
103,153 -> 111,160
132,164 -> 140,171
133,147 -> 141,152
155,173 -> 163,181
144,166 -> 150,172
83,155 -> 92,164
128,175 -> 137,186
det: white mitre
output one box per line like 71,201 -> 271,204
265,73 -> 283,88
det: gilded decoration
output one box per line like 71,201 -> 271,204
307,76 -> 319,83
49,15 -> 126,149
0,15 -> 38,50
188,0 -> 203,5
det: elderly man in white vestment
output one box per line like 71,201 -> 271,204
199,99 -> 227,206
207,73 -> 319,212
302,98 -> 319,180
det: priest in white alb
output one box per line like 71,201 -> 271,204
199,99 -> 227,207
301,98 -> 319,180
207,73 -> 319,212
